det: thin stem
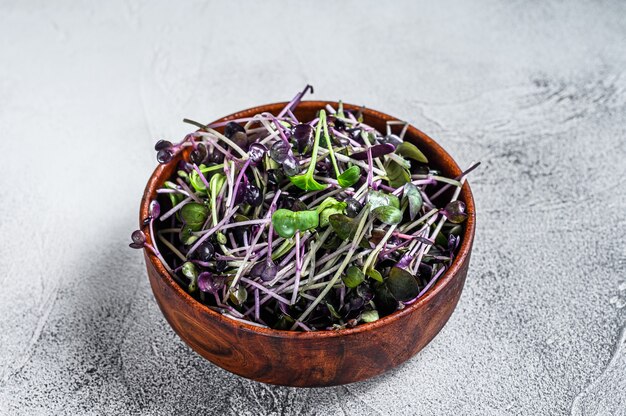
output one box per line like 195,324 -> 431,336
292,207 -> 371,328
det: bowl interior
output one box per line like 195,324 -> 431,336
141,100 -> 475,338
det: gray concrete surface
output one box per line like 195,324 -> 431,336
1,1 -> 625,415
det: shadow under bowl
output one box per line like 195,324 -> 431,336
140,101 -> 476,387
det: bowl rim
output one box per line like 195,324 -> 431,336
141,100 -> 475,339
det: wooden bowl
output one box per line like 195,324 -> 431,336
140,101 -> 476,387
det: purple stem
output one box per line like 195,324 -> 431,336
187,207 -> 238,255
240,277 -> 291,305
160,196 -> 192,221
266,223 -> 275,261
430,162 -> 481,201
230,159 -> 251,209
228,233 -> 238,249
192,164 -> 212,192
254,288 -> 260,321
339,286 -> 346,311
291,233 -> 302,305
379,238 -> 414,259
278,84 -> 313,118
195,218 -> 270,236
296,321 -> 312,331
176,178 -> 202,203
366,147 -> 373,188
377,183 -> 396,193
279,233 -> 311,267
156,188 -> 190,196
287,109 -> 298,124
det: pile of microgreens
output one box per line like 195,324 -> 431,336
131,85 -> 479,331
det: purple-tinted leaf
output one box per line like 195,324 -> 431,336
292,123 -> 314,154
248,142 -> 267,164
149,200 -> 160,218
157,149 -> 173,164
244,183 -> 262,206
190,143 -> 208,165
270,140 -> 290,163
154,139 -> 172,151
278,300 -> 291,315
260,262 -> 278,281
403,183 -> 422,221
386,267 -> 420,301
350,143 -> 395,160
234,175 -> 248,205
198,272 -> 225,294
443,200 -> 467,224
380,134 -> 402,147
448,234 -> 460,251
282,155 -> 301,177
224,121 -> 245,138
131,230 -> 146,245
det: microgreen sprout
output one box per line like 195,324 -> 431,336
131,86 -> 478,331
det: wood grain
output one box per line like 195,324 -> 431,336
140,101 -> 476,387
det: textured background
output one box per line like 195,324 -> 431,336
1,1 -> 625,415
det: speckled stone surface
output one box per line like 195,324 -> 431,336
1,1 -> 625,415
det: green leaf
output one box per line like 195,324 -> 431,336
168,192 -> 183,208
271,209 -> 319,239
366,268 -> 384,283
189,167 -> 207,192
272,239 -> 294,260
272,209 -> 297,239
372,206 -> 403,225
337,165 -> 360,188
403,183 -> 423,221
328,214 -> 357,240
374,284 -> 398,315
274,314 -> 295,330
386,267 -> 420,301
367,190 -> 400,210
294,210 -> 319,231
315,197 -> 341,214
319,203 -> 346,228
289,109 -> 329,192
216,232 -> 227,245
343,266 -> 365,288
164,181 -> 184,207
179,224 -> 199,245
316,197 -> 347,228
385,160 -> 411,188
435,230 -> 448,247
163,181 -> 178,190
209,173 -> 226,227
182,262 -> 198,280
229,286 -> 248,305
209,173 -> 226,198
289,174 -> 328,191
337,100 -> 345,118
396,142 -> 428,163
321,234 -> 342,250
448,225 -> 463,237
182,262 -> 199,293
180,202 -> 208,231
325,302 -> 342,319
360,309 -> 379,323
